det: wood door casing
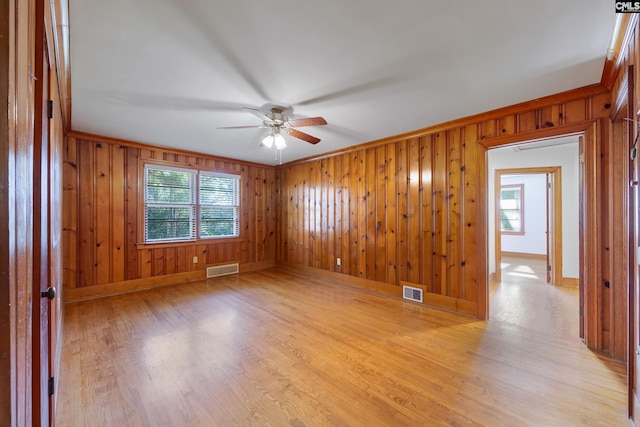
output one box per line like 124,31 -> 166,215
628,63 -> 639,424
546,173 -> 553,284
32,19 -> 52,427
494,166 -> 563,286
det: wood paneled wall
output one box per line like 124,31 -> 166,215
2,0 -> 69,423
63,134 -> 277,300
1,0 -> 36,423
606,13 -> 640,419
276,85 -> 611,321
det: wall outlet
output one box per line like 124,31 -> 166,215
193,256 -> 198,264
336,257 -> 341,266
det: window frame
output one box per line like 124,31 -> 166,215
499,184 -> 524,235
198,170 -> 241,240
139,159 -> 242,245
143,163 -> 197,243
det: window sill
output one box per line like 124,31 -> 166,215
136,236 -> 245,250
500,231 -> 525,236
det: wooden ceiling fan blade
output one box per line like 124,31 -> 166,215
217,125 -> 267,129
288,129 -> 321,144
243,107 -> 272,123
288,117 -> 327,127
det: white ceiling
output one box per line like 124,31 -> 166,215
69,0 -> 616,166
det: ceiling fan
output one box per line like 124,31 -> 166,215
217,105 -> 327,149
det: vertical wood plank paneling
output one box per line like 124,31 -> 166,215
565,99 -> 587,123
333,155 -> 342,272
304,165 -> 312,267
241,166 -> 252,265
464,124 -> 480,306
63,137 -> 78,289
77,140 -> 95,287
64,135 -> 277,292
139,148 -> 152,159
313,160 -> 322,269
198,245 -> 207,270
165,247 -> 176,275
385,143 -> 397,285
341,153 -> 351,274
303,166 -> 311,267
125,147 -> 139,281
433,133 -> 448,294
539,104 -> 561,128
365,148 -> 377,279
518,111 -> 537,133
277,168 -> 286,262
176,246 -> 186,273
296,170 -> 304,265
601,122 -> 612,352
139,249 -> 152,278
205,243 -> 216,265
607,119 -> 629,357
152,248 -> 164,276
447,130 -> 462,299
265,168 -> 276,262
480,119 -> 497,140
239,165 -> 250,258
407,139 -> 421,284
375,145 -> 387,282
288,169 -> 297,264
349,153 -> 360,276
94,143 -> 111,284
185,245 -> 197,272
420,136 -> 434,291
325,157 -> 335,271
499,115 -> 516,136
270,86 -> 614,329
111,145 -> 126,283
356,152 -> 367,277
396,140 -> 408,284
254,167 -> 265,262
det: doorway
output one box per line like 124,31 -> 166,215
487,137 -> 581,339
494,167 -> 563,285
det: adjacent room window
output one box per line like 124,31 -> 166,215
499,184 -> 524,235
143,164 -> 240,243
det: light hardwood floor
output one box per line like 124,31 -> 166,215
58,264 -> 627,426
491,255 -> 579,341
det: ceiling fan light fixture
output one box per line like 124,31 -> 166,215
274,133 -> 286,150
261,132 -> 274,148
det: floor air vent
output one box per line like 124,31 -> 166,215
403,285 -> 423,303
206,263 -> 239,278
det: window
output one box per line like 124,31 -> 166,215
199,172 -> 240,238
144,164 -> 240,243
499,184 -> 524,234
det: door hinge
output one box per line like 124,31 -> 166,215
547,265 -> 552,271
48,377 -> 55,396
47,100 -> 53,119
579,306 -> 584,316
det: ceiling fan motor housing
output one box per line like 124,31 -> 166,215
269,108 -> 286,126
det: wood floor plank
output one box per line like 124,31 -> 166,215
58,264 -> 627,426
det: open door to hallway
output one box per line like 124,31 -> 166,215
488,139 -> 581,340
